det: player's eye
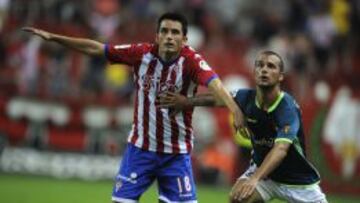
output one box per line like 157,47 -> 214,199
255,61 -> 264,68
268,63 -> 275,69
160,28 -> 168,34
171,29 -> 181,35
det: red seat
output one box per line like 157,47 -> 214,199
47,127 -> 87,152
0,114 -> 28,145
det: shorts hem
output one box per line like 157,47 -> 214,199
112,196 -> 138,203
159,195 -> 198,203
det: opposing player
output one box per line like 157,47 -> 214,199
157,51 -> 328,203
23,12 -> 244,203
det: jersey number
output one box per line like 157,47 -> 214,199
177,176 -> 192,193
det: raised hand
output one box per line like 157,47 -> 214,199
22,27 -> 53,40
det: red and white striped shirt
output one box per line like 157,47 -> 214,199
105,43 -> 218,154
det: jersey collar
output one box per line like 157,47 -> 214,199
255,91 -> 285,113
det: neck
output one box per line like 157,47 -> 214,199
256,85 -> 281,111
159,51 -> 179,63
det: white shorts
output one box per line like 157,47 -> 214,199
239,163 -> 328,203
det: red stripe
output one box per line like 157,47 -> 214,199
130,64 -> 141,144
142,59 -> 157,150
156,65 -> 170,152
180,72 -> 193,152
169,66 -> 180,153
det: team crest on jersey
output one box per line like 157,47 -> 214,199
282,125 -> 291,134
199,60 -> 211,71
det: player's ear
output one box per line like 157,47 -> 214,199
155,33 -> 159,44
182,35 -> 188,44
279,72 -> 284,82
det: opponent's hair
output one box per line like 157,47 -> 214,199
157,12 -> 188,36
259,50 -> 284,72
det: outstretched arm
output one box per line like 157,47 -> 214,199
22,27 -> 105,57
207,78 -> 245,131
156,92 -> 223,109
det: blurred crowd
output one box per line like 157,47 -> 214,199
0,0 -> 360,185
0,0 -> 359,104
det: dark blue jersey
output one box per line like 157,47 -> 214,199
232,89 -> 320,185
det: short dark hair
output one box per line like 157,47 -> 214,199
259,50 -> 284,72
157,12 -> 188,36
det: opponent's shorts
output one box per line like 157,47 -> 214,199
239,163 -> 328,203
112,143 -> 197,203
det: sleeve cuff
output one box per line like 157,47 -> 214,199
275,138 -> 293,144
104,44 -> 110,59
205,74 -> 219,86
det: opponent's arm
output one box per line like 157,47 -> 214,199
22,27 -> 104,56
207,78 -> 244,130
251,142 -> 290,181
232,142 -> 290,201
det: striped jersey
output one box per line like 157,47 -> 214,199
105,43 -> 218,154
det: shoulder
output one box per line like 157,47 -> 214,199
231,89 -> 255,102
281,92 -> 300,110
275,92 -> 301,118
181,46 -> 205,62
181,46 -> 213,69
230,88 -> 252,95
181,45 -> 197,58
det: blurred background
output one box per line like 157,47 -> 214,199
0,0 -> 359,202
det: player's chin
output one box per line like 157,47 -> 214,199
257,83 -> 273,89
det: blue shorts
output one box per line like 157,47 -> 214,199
111,143 -> 197,203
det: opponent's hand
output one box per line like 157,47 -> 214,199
22,27 -> 53,40
233,109 -> 245,133
230,178 -> 258,202
156,92 -> 190,116
156,92 -> 190,109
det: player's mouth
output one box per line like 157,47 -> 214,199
260,75 -> 269,81
164,42 -> 175,48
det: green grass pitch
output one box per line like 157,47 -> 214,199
0,173 -> 359,203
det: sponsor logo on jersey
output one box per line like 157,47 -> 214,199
199,60 -> 211,71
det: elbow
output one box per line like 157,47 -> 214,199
87,49 -> 103,57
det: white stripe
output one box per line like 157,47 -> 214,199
148,60 -> 163,152
174,57 -> 187,153
162,64 -> 178,153
158,195 -> 197,203
134,53 -> 153,148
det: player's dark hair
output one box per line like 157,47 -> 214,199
259,50 -> 285,72
157,12 -> 188,36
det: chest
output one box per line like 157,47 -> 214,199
245,106 -> 279,140
136,57 -> 192,93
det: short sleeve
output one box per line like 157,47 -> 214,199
233,89 -> 252,110
275,106 -> 300,143
186,53 -> 218,86
105,43 -> 149,66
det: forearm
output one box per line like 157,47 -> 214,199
251,143 -> 289,181
187,93 -> 224,107
208,78 -> 239,113
50,34 -> 104,56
